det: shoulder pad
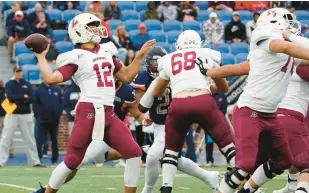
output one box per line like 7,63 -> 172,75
200,48 -> 221,65
56,50 -> 80,67
251,24 -> 283,44
100,42 -> 118,56
132,71 -> 151,86
157,54 -> 169,72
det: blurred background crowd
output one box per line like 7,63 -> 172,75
0,1 -> 309,167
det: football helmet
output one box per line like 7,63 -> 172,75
145,46 -> 167,78
257,8 -> 301,35
176,30 -> 202,50
68,13 -> 108,45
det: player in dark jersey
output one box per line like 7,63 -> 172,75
132,46 -> 220,193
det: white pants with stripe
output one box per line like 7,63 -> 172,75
0,114 -> 40,166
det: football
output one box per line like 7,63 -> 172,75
25,33 -> 49,54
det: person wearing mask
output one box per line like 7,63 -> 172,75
7,11 -> 31,64
32,12 -> 50,36
177,1 -> 197,21
0,67 -> 44,167
63,81 -> 80,135
157,1 -> 177,21
203,12 -> 224,46
224,11 -> 246,43
34,82 -> 63,165
246,12 -> 260,42
28,3 -> 50,26
134,23 -> 151,51
104,1 -> 121,21
124,50 -> 135,67
86,1 -> 104,14
111,25 -> 134,50
145,2 -> 158,20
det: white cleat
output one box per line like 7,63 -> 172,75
273,183 -> 296,193
204,171 -> 219,193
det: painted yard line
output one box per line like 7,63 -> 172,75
0,182 -> 36,191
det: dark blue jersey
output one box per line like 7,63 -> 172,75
114,83 -> 136,121
132,71 -> 171,125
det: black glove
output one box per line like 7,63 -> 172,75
195,57 -> 208,76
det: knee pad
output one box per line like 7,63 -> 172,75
161,151 -> 179,168
224,167 -> 249,189
263,161 -> 284,179
220,143 -> 236,166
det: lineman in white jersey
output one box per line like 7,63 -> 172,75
151,30 -> 236,193
195,8 -> 309,193
32,13 -> 155,193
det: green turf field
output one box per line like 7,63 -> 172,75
0,166 -> 287,193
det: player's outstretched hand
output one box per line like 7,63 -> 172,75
34,44 -> 50,59
195,57 -> 219,76
137,39 -> 156,58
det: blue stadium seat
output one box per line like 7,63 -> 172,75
144,20 -> 162,32
22,65 -> 40,81
236,53 -> 248,63
221,20 -> 230,27
124,20 -> 141,32
197,31 -> 205,41
63,9 -> 80,23
196,11 -> 209,22
128,30 -> 140,44
17,53 -> 37,66
121,10 -> 139,21
25,8 -> 34,16
221,53 -> 235,65
149,31 -> 166,42
301,20 -> 309,27
136,1 -> 148,12
139,10 -> 146,21
45,9 -> 62,21
55,41 -> 74,54
170,44 -> 176,52
195,2 -> 208,10
231,43 -> 249,55
183,21 -> 201,31
167,30 -> 181,44
26,1 -> 37,8
107,20 -> 123,31
211,43 -> 229,53
14,42 -> 32,56
305,31 -> 309,38
217,11 -> 232,21
238,10 -> 253,21
118,1 -> 134,11
77,1 -> 87,11
163,20 -> 182,32
52,29 -> 67,42
294,10 -> 309,21
155,42 -> 171,53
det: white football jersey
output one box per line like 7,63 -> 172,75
157,48 -> 221,96
278,70 -> 309,117
57,42 -> 119,106
237,25 -> 302,113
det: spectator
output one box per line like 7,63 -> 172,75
104,1 -> 121,21
34,82 -> 62,164
0,67 -> 45,167
86,1 -> 105,14
111,25 -> 134,50
286,3 -> 295,13
32,12 -> 51,36
157,1 -> 177,21
203,12 -> 224,46
63,81 -> 80,135
145,2 -> 159,20
246,12 -> 260,42
7,11 -> 31,64
208,1 -> 234,12
205,135 -> 214,166
177,1 -> 197,21
134,23 -> 151,51
224,11 -> 246,43
54,1 -> 79,10
45,36 -> 59,64
28,3 -> 50,26
5,2 -> 26,27
124,50 -> 135,66
234,2 -> 269,12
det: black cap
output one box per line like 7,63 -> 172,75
253,12 -> 260,17
13,66 -> 22,72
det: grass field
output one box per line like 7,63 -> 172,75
0,166 -> 287,193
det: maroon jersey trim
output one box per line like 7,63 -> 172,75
113,56 -> 123,74
57,64 -> 79,82
296,65 -> 309,82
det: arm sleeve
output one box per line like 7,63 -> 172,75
5,81 -> 24,102
57,64 -> 78,82
252,25 -> 283,52
296,65 -> 309,82
139,80 -> 156,109
112,56 -> 123,74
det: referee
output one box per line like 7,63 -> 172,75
0,67 -> 44,167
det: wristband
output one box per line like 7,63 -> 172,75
287,33 -> 294,42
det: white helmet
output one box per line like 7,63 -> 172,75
68,13 -> 108,45
257,8 -> 301,35
176,30 -> 202,50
